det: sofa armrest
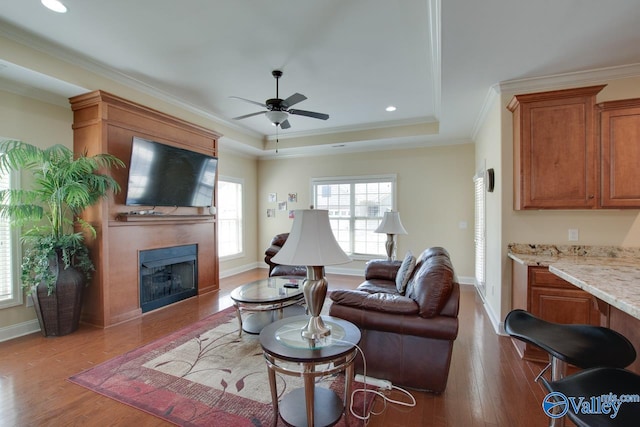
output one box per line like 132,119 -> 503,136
364,259 -> 402,281
330,290 -> 419,315
329,303 -> 458,341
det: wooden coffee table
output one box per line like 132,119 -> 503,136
230,276 -> 305,335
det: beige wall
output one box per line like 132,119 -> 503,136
217,147 -> 260,276
0,90 -> 73,328
257,144 -> 476,279
481,75 -> 640,331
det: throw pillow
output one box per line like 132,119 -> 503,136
395,251 -> 416,294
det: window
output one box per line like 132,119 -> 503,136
217,178 -> 243,258
473,170 -> 486,296
312,175 -> 396,257
0,158 -> 22,308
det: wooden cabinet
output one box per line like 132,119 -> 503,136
508,85 -> 605,210
511,263 -> 600,362
70,90 -> 222,328
607,305 -> 640,374
599,98 -> 640,207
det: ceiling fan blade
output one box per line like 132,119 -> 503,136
288,109 -> 329,120
282,93 -> 307,108
229,96 -> 266,108
280,119 -> 291,129
232,111 -> 266,120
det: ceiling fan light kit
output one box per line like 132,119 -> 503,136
231,70 -> 329,130
265,110 -> 289,126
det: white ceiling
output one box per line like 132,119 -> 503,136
1,0 -> 640,156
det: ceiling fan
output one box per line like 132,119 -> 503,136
231,70 -> 329,129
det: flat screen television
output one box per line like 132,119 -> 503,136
125,136 -> 218,207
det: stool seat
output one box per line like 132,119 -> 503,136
544,367 -> 640,427
505,309 -> 636,369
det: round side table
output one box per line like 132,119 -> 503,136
259,315 -> 361,427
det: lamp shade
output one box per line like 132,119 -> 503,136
271,209 -> 350,266
374,211 -> 408,235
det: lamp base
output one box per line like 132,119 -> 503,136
302,266 -> 331,343
384,234 -> 396,261
301,315 -> 331,341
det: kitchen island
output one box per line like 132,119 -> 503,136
508,244 -> 640,373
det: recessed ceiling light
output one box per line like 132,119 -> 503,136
41,0 -> 68,13
385,106 -> 397,112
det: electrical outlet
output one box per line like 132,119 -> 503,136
568,229 -> 579,241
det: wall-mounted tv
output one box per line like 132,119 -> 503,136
125,136 -> 218,207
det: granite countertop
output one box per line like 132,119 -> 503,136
508,243 -> 640,320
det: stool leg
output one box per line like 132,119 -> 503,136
549,356 -> 567,427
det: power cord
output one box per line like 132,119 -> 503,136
329,338 -> 417,424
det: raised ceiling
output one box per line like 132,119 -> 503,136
1,0 -> 640,156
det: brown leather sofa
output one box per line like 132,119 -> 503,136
264,233 -> 307,277
328,247 -> 460,392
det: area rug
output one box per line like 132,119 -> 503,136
69,306 -> 366,426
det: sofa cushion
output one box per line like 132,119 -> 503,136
395,251 -> 416,294
330,290 -> 419,315
364,259 -> 402,281
407,253 -> 454,318
357,279 -> 398,294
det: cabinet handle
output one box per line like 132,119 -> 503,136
588,195 -> 594,199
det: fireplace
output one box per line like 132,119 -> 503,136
139,244 -> 197,313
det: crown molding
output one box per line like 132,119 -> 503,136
428,0 -> 441,120
0,20 -> 264,140
498,63 -> 640,94
471,84 -> 499,141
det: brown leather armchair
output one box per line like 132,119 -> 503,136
264,233 -> 307,277
329,247 -> 460,393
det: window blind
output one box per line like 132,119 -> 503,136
473,171 -> 486,296
0,166 -> 18,305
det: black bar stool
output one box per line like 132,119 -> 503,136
544,367 -> 640,427
504,309 -> 636,426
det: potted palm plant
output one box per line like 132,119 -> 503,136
0,139 -> 124,336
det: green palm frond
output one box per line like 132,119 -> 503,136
0,139 -> 124,294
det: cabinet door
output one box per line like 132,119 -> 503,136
513,266 -> 601,363
599,100 -> 640,207
530,286 -> 600,325
528,266 -> 600,326
508,85 -> 604,209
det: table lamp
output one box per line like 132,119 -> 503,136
374,210 -> 408,261
271,209 -> 350,342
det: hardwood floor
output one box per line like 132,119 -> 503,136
1,270 -> 553,426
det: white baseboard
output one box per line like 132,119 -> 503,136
0,319 -> 40,342
219,262 -> 263,278
474,288 -> 504,335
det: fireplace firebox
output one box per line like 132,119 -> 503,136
139,244 -> 197,313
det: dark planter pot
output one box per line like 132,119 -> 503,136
31,254 -> 86,337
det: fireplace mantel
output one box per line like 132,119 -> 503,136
70,90 -> 221,328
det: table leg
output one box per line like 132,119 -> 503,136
267,360 -> 279,427
303,363 -> 315,427
234,304 -> 243,337
344,354 -> 355,425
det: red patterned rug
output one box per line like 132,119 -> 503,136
69,306 -> 365,426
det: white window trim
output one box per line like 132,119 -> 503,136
0,167 -> 23,309
473,168 -> 486,297
311,174 -> 398,260
217,175 -> 244,260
